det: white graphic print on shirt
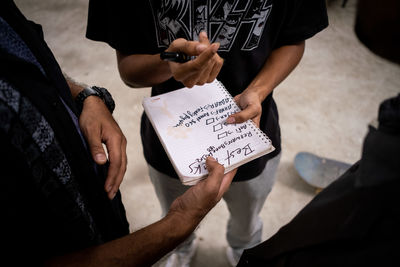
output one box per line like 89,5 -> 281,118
149,0 -> 272,51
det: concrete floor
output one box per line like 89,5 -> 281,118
16,0 -> 399,266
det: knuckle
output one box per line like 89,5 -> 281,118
186,82 -> 195,88
191,61 -> 202,72
171,38 -> 184,48
215,164 -> 224,174
174,74 -> 184,81
197,78 -> 206,86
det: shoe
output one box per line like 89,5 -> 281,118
164,239 -> 198,267
164,253 -> 178,267
226,246 -> 241,266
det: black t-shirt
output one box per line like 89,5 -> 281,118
87,0 -> 328,181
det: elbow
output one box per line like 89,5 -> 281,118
119,73 -> 143,88
118,64 -> 147,88
116,51 -> 146,88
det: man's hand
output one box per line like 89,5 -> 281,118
169,157 -> 236,221
79,96 -> 127,200
227,89 -> 263,127
166,32 -> 224,88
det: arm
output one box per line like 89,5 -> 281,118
227,41 -> 305,127
65,75 -> 127,200
45,158 -> 236,267
117,32 -> 224,89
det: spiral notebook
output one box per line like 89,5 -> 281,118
142,80 -> 275,185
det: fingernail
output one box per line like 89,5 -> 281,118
207,156 -> 216,161
107,185 -> 113,192
211,43 -> 220,52
95,153 -> 106,162
197,44 -> 208,52
226,117 -> 235,124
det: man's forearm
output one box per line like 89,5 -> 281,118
45,152 -> 232,266
116,52 -> 172,88
248,41 -> 305,100
46,211 -> 199,267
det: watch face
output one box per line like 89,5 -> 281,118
92,86 -> 115,112
86,87 -> 100,96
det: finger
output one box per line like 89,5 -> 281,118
178,58 -> 212,87
85,124 -> 108,165
197,60 -> 214,85
172,42 -> 219,85
195,32 -> 211,54
112,136 -> 128,197
252,115 -> 261,128
104,135 -> 123,199
205,156 -> 225,188
198,31 -> 210,45
218,169 -> 236,198
181,73 -> 199,88
193,42 -> 220,68
205,157 -> 235,200
226,104 -> 261,124
207,54 -> 224,83
198,31 -> 209,43
169,38 -> 205,56
233,94 -> 241,103
169,61 -> 194,84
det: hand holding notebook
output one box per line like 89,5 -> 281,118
142,80 -> 275,185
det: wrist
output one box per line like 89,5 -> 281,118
64,73 -> 87,98
75,86 -> 115,114
246,81 -> 273,103
165,212 -> 200,238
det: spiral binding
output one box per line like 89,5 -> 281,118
215,80 -> 272,145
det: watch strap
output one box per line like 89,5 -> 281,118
75,86 -> 115,113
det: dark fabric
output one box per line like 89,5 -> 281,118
87,0 -> 328,181
0,1 -> 129,264
0,16 -> 45,75
237,94 -> 400,267
355,0 -> 400,65
0,0 -> 77,115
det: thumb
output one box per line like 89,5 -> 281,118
206,157 -> 235,200
196,31 -> 210,53
205,157 -> 225,185
195,43 -> 220,65
198,31 -> 210,45
226,103 -> 261,125
86,131 -> 108,165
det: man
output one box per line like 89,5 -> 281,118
86,0 -> 328,265
237,4 -> 400,264
237,94 -> 400,266
0,0 -> 234,265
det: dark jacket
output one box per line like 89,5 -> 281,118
238,95 -> 400,267
0,0 -> 129,264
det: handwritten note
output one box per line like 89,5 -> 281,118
142,80 -> 274,185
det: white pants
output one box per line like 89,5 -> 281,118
148,153 -> 281,256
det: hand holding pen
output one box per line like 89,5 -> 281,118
161,32 -> 223,88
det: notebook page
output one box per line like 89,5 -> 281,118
143,80 -> 274,185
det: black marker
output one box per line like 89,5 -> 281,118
160,51 -> 191,63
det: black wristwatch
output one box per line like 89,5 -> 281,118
75,86 -> 115,114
